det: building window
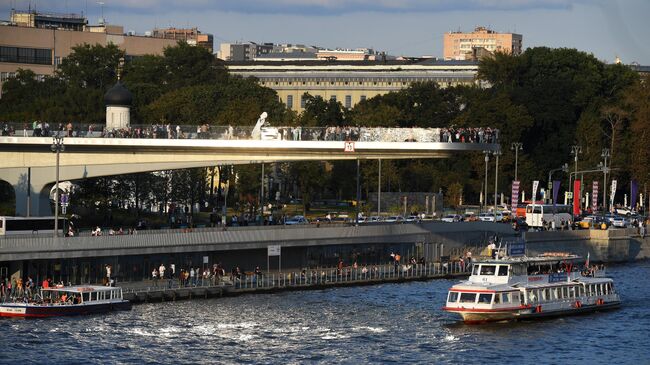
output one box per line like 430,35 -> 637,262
330,95 -> 336,102
0,46 -> 52,65
287,95 -> 293,109
360,95 -> 366,102
345,95 -> 352,109
301,95 -> 307,109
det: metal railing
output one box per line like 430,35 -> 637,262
122,261 -> 467,295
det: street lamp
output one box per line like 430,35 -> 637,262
570,145 -> 582,204
511,142 -> 523,181
51,135 -> 65,238
547,163 -> 568,204
493,149 -> 502,222
483,150 -> 490,213
601,148 -> 611,213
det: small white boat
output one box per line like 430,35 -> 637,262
0,286 -> 131,318
443,251 -> 620,324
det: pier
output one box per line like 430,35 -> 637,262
121,261 -> 469,304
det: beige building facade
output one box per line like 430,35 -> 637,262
227,60 -> 480,112
443,27 -> 522,60
0,25 -> 179,94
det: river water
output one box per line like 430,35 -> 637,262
2,261 -> 649,364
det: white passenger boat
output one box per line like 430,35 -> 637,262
0,286 -> 131,318
443,252 -> 620,324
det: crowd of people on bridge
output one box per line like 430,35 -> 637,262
440,127 -> 499,144
2,121 -> 499,144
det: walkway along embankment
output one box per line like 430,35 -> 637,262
123,262 -> 468,304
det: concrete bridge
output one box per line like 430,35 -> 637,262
0,126 -> 500,216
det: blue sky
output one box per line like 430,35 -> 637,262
2,0 -> 649,64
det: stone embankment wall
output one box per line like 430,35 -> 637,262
524,228 -> 650,262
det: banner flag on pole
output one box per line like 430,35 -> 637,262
532,181 -> 539,202
552,180 -> 561,205
511,181 -> 520,213
592,181 -> 599,211
573,180 -> 581,216
631,180 -> 638,208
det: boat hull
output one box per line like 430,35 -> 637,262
445,301 -> 621,324
0,301 -> 132,318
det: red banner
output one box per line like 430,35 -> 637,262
573,180 -> 581,216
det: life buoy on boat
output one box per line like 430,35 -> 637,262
535,305 -> 542,313
574,301 -> 582,308
596,298 -> 604,305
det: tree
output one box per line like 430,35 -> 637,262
57,43 -> 123,90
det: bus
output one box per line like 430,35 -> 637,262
0,216 -> 67,236
525,204 -> 573,228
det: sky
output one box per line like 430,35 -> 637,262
2,0 -> 649,64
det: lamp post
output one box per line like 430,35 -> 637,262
511,142 -> 523,181
377,158 -> 381,216
493,149 -> 502,222
483,150 -> 490,213
601,149 -> 610,213
547,163 -> 568,204
51,135 -> 65,238
570,145 -> 582,204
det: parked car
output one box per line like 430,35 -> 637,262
405,215 -> 421,223
441,214 -> 462,223
478,212 -> 504,222
611,216 -> 628,228
285,215 -> 309,225
384,216 -> 405,223
575,216 -> 609,230
368,216 -> 382,223
615,207 -> 635,216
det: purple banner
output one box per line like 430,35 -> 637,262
552,180 -> 561,205
631,180 -> 638,208
511,180 -> 520,213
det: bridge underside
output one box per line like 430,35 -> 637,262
0,137 -> 499,216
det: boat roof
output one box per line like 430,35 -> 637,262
475,254 -> 581,265
42,286 -> 120,293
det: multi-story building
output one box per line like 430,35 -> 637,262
0,9 -> 208,95
218,42 -> 275,61
152,27 -> 213,53
443,26 -> 523,60
227,59 -> 481,112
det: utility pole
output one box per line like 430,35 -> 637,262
494,149 -> 501,222
511,142 -> 523,181
51,135 -> 65,238
483,150 -> 490,213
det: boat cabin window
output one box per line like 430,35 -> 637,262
448,292 -> 459,303
511,264 -> 526,276
501,293 -> 510,303
498,265 -> 509,276
494,294 -> 500,304
480,265 -> 496,276
472,265 -> 480,276
459,293 -> 477,303
478,294 -> 493,304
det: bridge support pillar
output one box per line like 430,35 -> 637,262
2,167 -> 54,217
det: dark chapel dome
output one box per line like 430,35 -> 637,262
104,81 -> 133,106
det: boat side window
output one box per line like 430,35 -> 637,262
568,286 -> 576,298
472,265 -> 480,276
494,293 -> 500,304
480,265 -> 496,276
478,294 -> 493,304
498,265 -> 508,276
528,290 -> 537,303
501,293 -> 510,303
543,288 -> 551,301
578,286 -> 585,296
82,293 -> 90,302
607,283 -> 613,294
459,293 -> 477,303
562,287 -> 569,298
448,292 -> 459,303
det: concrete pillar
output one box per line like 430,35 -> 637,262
2,167 -> 54,216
